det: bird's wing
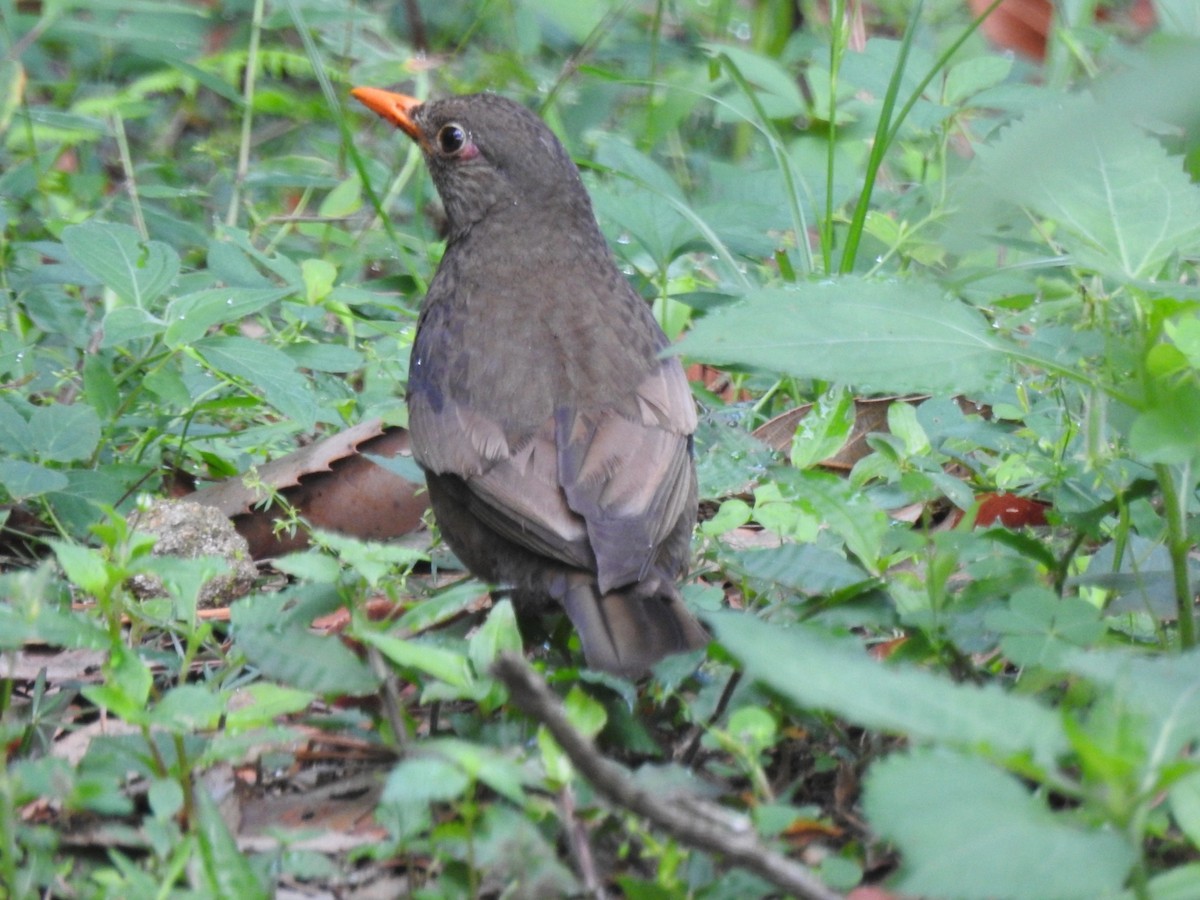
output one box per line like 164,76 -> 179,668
556,360 -> 697,593
409,360 -> 696,587
409,391 -> 596,571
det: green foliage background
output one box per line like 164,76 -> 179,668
3,0 -> 1200,896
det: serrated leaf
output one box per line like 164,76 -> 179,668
677,279 -> 1010,394
865,748 -> 1135,899
971,96 -> 1200,280
710,612 -> 1069,768
231,592 -> 379,696
727,541 -> 871,595
62,221 -> 179,308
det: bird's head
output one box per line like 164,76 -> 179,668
351,88 -> 590,238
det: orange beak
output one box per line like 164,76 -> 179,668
351,86 -> 424,142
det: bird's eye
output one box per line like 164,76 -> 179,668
437,123 -> 467,154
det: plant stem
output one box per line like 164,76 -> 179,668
225,0 -> 265,228
1155,462 -> 1195,650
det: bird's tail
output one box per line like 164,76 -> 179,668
558,575 -> 708,678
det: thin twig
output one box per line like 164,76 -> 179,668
559,783 -> 607,899
492,653 -> 841,900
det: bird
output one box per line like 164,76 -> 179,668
351,87 -> 708,677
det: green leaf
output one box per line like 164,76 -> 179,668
164,286 -> 292,347
301,259 -> 337,303
865,748 -> 1135,899
985,586 -> 1105,668
677,279 -> 1010,394
705,43 -> 807,120
969,96 -> 1200,280
230,590 -> 380,696
360,631 -> 475,690
1169,769 -> 1200,850
313,529 -> 426,588
1130,383 -> 1200,464
710,612 -> 1070,768
223,684 -> 316,733
318,175 -> 362,218
427,738 -> 530,805
83,645 -> 153,723
194,783 -> 268,898
149,685 -> 223,732
727,542 -> 871,595
789,387 -> 855,470
62,220 -> 179,308
382,755 -> 470,807
28,404 -> 101,463
49,538 -> 110,596
193,335 -> 316,429
1061,647 -> 1200,759
0,459 -> 68,499
100,306 -> 166,347
468,598 -> 523,675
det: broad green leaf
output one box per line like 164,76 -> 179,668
0,460 -> 68,499
727,542 -> 870,595
0,398 -> 32,455
468,598 -> 523,676
705,43 -> 807,120
360,631 -> 475,690
970,96 -> 1200,280
318,175 -> 362,218
301,258 -> 337,303
383,755 -> 470,806
223,684 -> 316,733
28,404 -> 101,463
789,387 -> 855,470
710,612 -> 1070,767
164,286 -> 291,347
283,342 -> 363,373
865,748 -> 1135,899
677,279 -> 1009,394
943,55 -> 1013,104
1169,769 -> 1200,850
100,306 -> 166,347
313,529 -> 426,588
1130,382 -> 1200,464
149,685 -> 223,732
986,586 -> 1105,668
427,738 -> 529,805
62,221 -> 179,308
1061,647 -> 1200,758
193,335 -> 316,429
48,538 -> 110,596
230,591 -> 380,696
83,645 -> 153,723
193,784 -> 267,898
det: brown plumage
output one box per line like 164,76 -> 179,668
352,87 -> 707,677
